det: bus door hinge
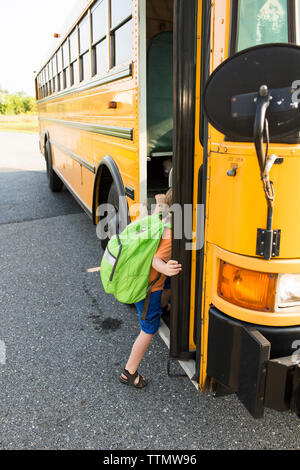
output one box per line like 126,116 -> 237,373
256,228 -> 281,259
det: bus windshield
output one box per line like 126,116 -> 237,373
236,0 -> 289,51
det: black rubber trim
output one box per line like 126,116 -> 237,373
209,306 -> 300,360
169,0 -> 197,360
92,155 -> 130,226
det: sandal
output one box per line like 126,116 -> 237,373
119,369 -> 148,389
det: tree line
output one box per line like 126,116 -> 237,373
0,87 -> 37,115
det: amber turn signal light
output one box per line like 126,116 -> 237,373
108,101 -> 117,109
218,261 -> 277,312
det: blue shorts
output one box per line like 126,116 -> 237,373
135,278 -> 171,335
135,290 -> 163,335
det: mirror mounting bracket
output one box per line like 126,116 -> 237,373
253,85 -> 281,260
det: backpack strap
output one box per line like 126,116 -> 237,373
141,273 -> 161,321
109,233 -> 122,282
162,212 -> 172,229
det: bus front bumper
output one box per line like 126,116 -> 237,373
207,307 -> 300,419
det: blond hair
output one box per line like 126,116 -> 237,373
165,188 -> 173,207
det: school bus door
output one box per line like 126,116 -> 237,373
170,0 -> 207,370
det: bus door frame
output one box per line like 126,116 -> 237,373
169,0 -> 200,362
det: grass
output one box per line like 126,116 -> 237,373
0,114 -> 38,134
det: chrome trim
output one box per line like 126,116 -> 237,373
40,118 -> 133,140
37,64 -> 132,104
50,139 -> 95,173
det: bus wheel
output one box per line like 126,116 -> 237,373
101,183 -> 120,250
45,140 -> 63,192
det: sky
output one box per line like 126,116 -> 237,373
0,0 -> 90,97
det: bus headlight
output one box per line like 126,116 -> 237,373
218,261 -> 277,312
276,274 -> 300,308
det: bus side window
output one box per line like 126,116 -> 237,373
62,40 -> 70,89
110,0 -> 133,67
70,29 -> 79,86
79,14 -> 91,82
92,0 -> 108,76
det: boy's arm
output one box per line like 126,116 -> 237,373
152,194 -> 168,215
152,257 -> 182,277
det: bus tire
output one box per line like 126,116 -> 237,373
45,140 -> 63,193
101,182 -> 120,250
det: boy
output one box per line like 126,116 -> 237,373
120,189 -> 182,388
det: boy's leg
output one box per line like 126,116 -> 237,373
121,291 -> 162,385
122,330 -> 154,382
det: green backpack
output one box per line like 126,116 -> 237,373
100,213 -> 170,316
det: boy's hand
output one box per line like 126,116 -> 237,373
155,194 -> 167,205
164,260 -> 182,277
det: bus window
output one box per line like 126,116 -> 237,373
114,18 -> 133,66
79,15 -> 90,55
94,38 -> 108,76
110,0 -> 132,30
92,0 -> 107,43
71,59 -> 80,86
62,40 -> 69,70
70,29 -> 78,63
69,29 -> 79,86
57,50 -> 63,91
79,15 -> 91,82
110,0 -> 133,67
236,0 -> 288,51
81,51 -> 91,82
92,0 -> 108,76
62,40 -> 70,89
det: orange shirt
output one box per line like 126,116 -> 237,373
149,228 -> 172,292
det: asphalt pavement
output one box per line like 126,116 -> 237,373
0,131 -> 299,450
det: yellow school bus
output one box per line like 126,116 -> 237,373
36,0 -> 300,418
